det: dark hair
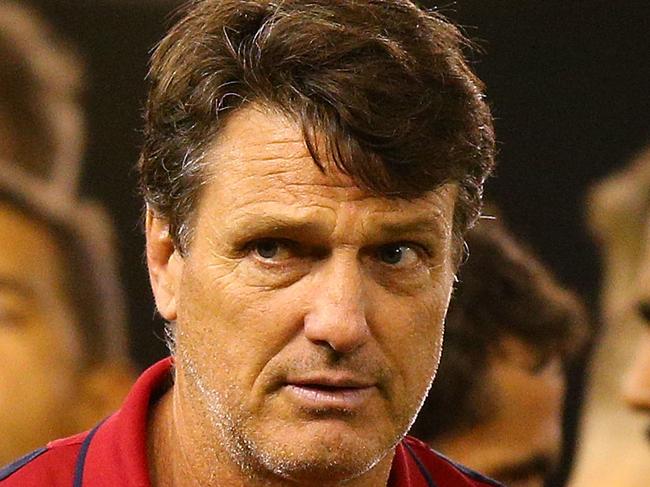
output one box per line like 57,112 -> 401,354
409,214 -> 590,440
138,0 -> 495,252
0,174 -> 128,367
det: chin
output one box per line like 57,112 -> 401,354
243,426 -> 394,483
259,448 -> 380,484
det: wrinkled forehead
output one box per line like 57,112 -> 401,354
207,105 -> 455,193
197,105 -> 458,233
207,102 -> 459,191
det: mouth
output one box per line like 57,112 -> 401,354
283,376 -> 377,411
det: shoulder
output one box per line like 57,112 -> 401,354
0,432 -> 86,486
403,436 -> 504,487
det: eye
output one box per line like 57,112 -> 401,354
0,307 -> 28,327
0,294 -> 31,327
377,243 -> 420,267
249,238 -> 295,262
529,353 -> 553,374
638,301 -> 650,323
254,239 -> 281,259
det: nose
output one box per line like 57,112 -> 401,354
621,323 -> 650,412
303,252 -> 370,354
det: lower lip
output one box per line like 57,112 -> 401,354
283,384 -> 376,410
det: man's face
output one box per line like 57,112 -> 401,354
153,106 -> 457,483
622,212 -> 650,414
432,337 -> 565,487
0,203 -> 82,464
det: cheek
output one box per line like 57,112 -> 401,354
176,260 -> 302,389
377,262 -> 450,382
371,285 -> 448,405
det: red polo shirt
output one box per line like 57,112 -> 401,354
0,358 -> 502,487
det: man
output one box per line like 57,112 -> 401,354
0,171 -> 133,465
570,148 -> 650,487
1,1 -> 499,485
409,216 -> 590,487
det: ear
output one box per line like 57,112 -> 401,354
146,208 -> 184,321
74,361 -> 136,430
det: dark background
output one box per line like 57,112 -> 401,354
26,0 -> 650,363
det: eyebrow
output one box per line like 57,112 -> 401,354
229,213 -> 448,242
0,277 -> 36,299
229,214 -> 333,242
488,453 -> 553,484
375,218 -> 449,240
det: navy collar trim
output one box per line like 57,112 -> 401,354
72,419 -> 106,487
403,441 -> 438,487
0,447 -> 47,481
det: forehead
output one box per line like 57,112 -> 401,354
196,105 -> 456,232
206,106 -> 359,194
0,202 -> 68,297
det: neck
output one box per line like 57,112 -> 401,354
147,388 -> 395,487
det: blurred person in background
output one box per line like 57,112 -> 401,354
0,172 -> 133,465
0,0 -> 133,465
570,148 -> 650,487
410,214 -> 591,487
